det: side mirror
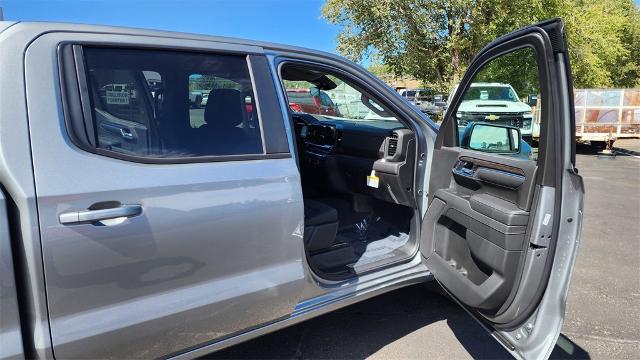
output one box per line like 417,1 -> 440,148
460,122 -> 521,154
527,94 -> 538,107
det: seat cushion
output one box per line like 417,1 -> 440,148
304,199 -> 338,226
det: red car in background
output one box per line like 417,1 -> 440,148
287,88 -> 341,116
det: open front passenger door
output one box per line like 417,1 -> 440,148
420,19 -> 584,359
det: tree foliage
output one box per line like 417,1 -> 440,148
189,75 -> 242,91
474,47 -> 540,98
322,0 -> 640,91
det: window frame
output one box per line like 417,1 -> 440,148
58,43 -> 291,164
440,37 -> 558,188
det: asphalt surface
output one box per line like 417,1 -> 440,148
206,141 -> 640,360
561,140 -> 640,359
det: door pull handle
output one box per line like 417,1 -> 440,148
59,204 -> 143,225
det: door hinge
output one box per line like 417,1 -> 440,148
493,331 -> 516,351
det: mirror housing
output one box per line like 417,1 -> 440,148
527,94 -> 538,107
460,122 -> 521,154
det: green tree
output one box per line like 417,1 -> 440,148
367,62 -> 391,77
322,0 -> 640,90
474,48 -> 540,98
189,75 -> 242,91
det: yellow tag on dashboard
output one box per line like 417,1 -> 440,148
367,170 -> 380,188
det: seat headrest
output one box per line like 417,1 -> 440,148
204,88 -> 245,131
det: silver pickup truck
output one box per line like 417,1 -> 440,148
0,19 -> 583,360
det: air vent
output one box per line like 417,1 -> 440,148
388,132 -> 398,157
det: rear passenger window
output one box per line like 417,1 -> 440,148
84,48 -> 263,158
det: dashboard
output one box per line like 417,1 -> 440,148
298,121 -> 336,148
293,113 -> 404,156
293,113 -> 417,208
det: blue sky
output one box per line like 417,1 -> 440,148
0,0 -> 340,53
2,0 -> 639,56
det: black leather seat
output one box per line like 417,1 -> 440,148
197,89 -> 261,155
304,200 -> 339,253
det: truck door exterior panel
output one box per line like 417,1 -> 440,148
25,32 -> 306,359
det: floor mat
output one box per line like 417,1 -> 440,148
337,214 -> 411,269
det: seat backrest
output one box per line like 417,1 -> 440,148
196,88 -> 262,155
204,88 -> 246,133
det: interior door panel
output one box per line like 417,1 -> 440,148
420,19 -> 584,359
422,146 -> 536,311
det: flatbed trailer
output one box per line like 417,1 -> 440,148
533,88 -> 640,148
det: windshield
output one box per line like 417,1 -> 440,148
282,71 -> 401,126
463,86 -> 519,102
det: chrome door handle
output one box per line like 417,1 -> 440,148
59,204 -> 143,225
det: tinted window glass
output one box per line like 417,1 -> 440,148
84,48 -> 263,158
462,86 -> 519,102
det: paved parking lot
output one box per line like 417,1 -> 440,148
208,141 -> 640,360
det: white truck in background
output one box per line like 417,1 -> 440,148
451,83 -> 536,141
449,84 -> 640,150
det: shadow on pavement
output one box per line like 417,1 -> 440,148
576,142 -> 640,157
550,334 -> 591,360
576,143 -> 602,156
205,284 -> 590,359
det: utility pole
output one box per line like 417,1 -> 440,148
0,7 -> 4,21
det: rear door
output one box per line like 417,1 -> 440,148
25,32 -> 304,359
420,19 -> 584,359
